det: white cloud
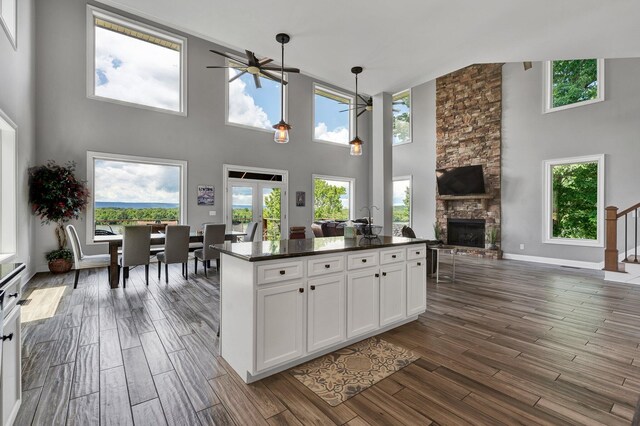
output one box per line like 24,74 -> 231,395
94,27 -> 181,111
228,71 -> 272,129
314,122 -> 349,144
95,160 -> 180,203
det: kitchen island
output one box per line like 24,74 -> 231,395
215,236 -> 427,383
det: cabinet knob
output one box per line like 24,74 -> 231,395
382,272 -> 387,277
392,255 -> 397,259
324,264 -> 330,269
2,333 -> 13,342
310,285 -> 316,291
299,288 -> 304,293
361,259 -> 367,263
375,273 -> 380,278
279,270 -> 286,275
8,292 -> 18,299
417,262 -> 422,266
416,251 -> 420,255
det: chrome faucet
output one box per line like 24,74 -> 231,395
360,205 -> 379,227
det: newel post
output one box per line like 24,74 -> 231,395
604,206 -> 619,272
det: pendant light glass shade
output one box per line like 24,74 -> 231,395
273,120 -> 291,143
349,66 -> 364,156
274,34 -> 291,144
349,136 -> 363,156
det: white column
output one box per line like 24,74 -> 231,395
371,92 -> 393,233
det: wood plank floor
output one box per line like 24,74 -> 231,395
15,257 -> 640,425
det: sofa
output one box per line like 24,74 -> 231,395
311,219 -> 369,238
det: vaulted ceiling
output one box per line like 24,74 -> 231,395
97,0 -> 640,94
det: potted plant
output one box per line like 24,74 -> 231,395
486,227 -> 499,250
29,161 -> 89,273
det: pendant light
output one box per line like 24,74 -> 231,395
273,33 -> 292,143
349,66 -> 364,156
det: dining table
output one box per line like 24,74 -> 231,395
95,230 -> 246,288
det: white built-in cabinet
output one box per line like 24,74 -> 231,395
221,244 -> 427,383
1,269 -> 24,426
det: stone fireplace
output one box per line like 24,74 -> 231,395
447,219 -> 485,248
435,63 -> 502,259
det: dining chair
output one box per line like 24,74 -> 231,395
119,225 -> 152,287
194,223 -> 226,277
66,224 -> 111,289
244,221 -> 258,242
157,225 -> 190,283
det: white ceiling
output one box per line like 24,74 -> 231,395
97,0 -> 640,94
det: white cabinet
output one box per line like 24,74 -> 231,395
256,282 -> 305,371
407,259 -> 427,316
307,255 -> 344,277
346,269 -> 379,338
257,260 -> 303,285
1,305 -> 21,426
380,248 -> 406,265
307,275 -> 346,352
379,264 -> 407,326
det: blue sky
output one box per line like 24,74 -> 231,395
95,159 -> 180,203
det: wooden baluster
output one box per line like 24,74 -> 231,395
604,206 -> 619,272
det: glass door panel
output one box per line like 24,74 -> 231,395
230,185 -> 254,233
261,187 -> 282,241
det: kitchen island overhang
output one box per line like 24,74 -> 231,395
215,236 -> 428,383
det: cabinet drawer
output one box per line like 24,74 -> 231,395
379,248 -> 405,265
307,256 -> 345,277
407,244 -> 427,260
1,275 -> 21,318
347,251 -> 379,270
257,261 -> 303,285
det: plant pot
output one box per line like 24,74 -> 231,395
48,259 -> 73,274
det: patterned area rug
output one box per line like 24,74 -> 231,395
289,337 -> 419,406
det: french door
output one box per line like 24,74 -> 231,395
225,166 -> 288,242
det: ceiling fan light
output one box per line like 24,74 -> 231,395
349,136 -> 363,156
273,120 -> 291,144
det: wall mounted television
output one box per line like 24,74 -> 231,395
436,165 -> 486,195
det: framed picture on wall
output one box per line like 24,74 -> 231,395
0,0 -> 17,50
197,185 -> 215,206
296,191 -> 305,207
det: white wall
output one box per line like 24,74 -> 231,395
0,0 -> 36,281
34,0 -> 370,271
392,81 -> 437,239
502,59 -> 640,263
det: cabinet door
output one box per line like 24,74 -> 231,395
1,307 -> 21,426
379,264 -> 407,326
307,275 -> 346,353
407,260 -> 427,316
347,269 -> 379,338
256,282 -> 305,371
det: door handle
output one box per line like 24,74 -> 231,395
299,288 -> 304,293
7,292 -> 18,298
279,270 -> 286,275
382,272 -> 387,276
2,333 -> 13,342
310,285 -> 316,290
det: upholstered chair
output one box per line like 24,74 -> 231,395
243,221 -> 258,242
66,224 -> 111,289
119,225 -> 152,287
194,223 -> 225,277
157,225 -> 190,282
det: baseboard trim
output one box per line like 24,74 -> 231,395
502,253 -> 601,270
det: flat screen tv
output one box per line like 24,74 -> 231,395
436,165 -> 485,195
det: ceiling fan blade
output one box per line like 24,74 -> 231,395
206,65 -> 246,69
246,50 -> 259,66
357,109 -> 367,118
358,94 -> 369,104
253,74 -> 262,89
261,66 -> 301,73
229,69 -> 249,83
259,58 -> 274,66
209,49 -> 247,64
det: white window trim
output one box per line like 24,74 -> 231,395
393,175 -> 412,228
225,59 -> 288,134
542,154 -> 605,247
312,174 -> 356,222
392,89 -> 412,146
543,59 -> 605,114
86,151 -> 188,246
312,83 -> 355,147
0,108 -> 17,261
86,5 -> 188,116
0,0 -> 17,50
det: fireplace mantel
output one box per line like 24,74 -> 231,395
437,194 -> 493,210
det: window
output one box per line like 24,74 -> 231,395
227,61 -> 286,131
392,89 -> 411,145
544,59 -> 604,113
313,84 -> 354,145
393,177 -> 412,235
86,152 -> 187,243
87,6 -> 187,114
0,109 -> 17,260
543,154 -> 604,247
313,175 -> 355,221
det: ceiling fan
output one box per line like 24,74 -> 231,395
206,46 -> 300,89
340,95 -> 403,117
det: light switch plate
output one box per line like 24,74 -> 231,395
520,244 -> 525,250
209,211 -> 216,216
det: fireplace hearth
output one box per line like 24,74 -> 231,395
447,219 -> 485,248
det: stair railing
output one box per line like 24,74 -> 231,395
605,203 -> 640,272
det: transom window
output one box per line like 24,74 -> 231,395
86,152 -> 187,242
227,61 -> 286,131
87,6 -> 187,114
544,59 -> 604,113
313,84 -> 354,145
313,175 -> 355,221
543,154 -> 604,247
393,177 -> 412,235
392,90 -> 411,145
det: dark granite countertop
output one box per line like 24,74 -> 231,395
0,263 -> 25,289
214,236 -> 427,262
